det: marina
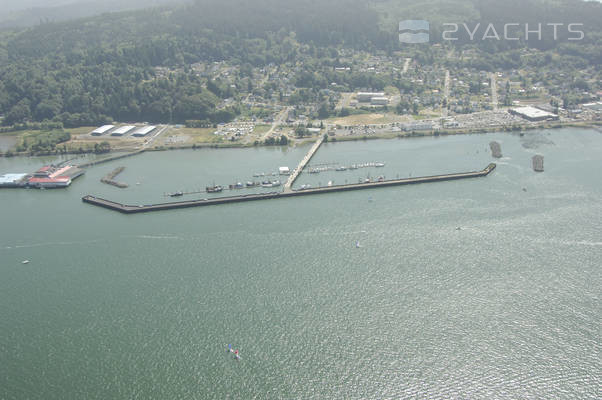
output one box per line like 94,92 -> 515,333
82,163 -> 496,214
2,128 -> 600,399
307,162 -> 385,174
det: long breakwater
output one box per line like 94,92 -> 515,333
82,163 -> 496,214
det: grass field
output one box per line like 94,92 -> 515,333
163,127 -> 223,144
326,113 -> 414,126
252,124 -> 271,135
66,126 -> 96,136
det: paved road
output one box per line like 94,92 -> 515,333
335,93 -> 353,111
402,58 -> 411,74
443,70 -> 450,117
490,72 -> 498,110
263,107 -> 290,141
141,125 -> 168,149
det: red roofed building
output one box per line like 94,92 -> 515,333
28,176 -> 72,188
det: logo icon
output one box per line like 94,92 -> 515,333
399,20 -> 430,43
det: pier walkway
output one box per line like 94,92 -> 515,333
83,163 -> 496,214
284,135 -> 325,192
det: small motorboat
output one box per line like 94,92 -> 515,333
169,191 -> 184,197
22,260 -> 30,264
206,185 -> 223,193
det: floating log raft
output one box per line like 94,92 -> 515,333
101,167 -> 128,188
532,155 -> 544,172
489,141 -> 502,158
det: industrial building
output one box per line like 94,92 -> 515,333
91,125 -> 115,136
132,126 -> 157,137
111,125 -> 136,136
371,96 -> 389,106
357,92 -> 385,102
0,173 -> 28,187
508,106 -> 558,121
0,165 -> 84,189
402,121 -> 436,131
582,102 -> 602,111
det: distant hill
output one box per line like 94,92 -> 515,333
0,0 -> 599,128
0,0 -> 187,29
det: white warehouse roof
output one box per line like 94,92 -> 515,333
111,125 -> 136,135
92,125 -> 114,134
133,126 -> 157,136
510,106 -> 556,119
0,173 -> 28,184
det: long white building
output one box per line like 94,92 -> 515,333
91,125 -> 114,136
357,92 -> 385,102
111,125 -> 136,136
132,126 -> 157,137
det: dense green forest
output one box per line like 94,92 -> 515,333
0,0 -> 181,29
0,0 -> 600,127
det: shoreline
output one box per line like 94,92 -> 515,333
0,120 -> 599,160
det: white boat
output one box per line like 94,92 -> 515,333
22,260 -> 30,264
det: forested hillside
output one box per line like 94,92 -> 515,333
0,0 -> 600,127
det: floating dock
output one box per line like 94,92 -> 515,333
82,163 -> 496,214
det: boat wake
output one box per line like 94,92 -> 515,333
3,239 -> 103,250
134,235 -> 179,240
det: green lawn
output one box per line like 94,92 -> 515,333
252,124 -> 271,135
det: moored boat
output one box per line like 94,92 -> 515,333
206,185 -> 223,193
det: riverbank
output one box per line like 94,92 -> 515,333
1,120 -> 599,160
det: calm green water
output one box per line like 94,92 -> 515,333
1,129 -> 600,399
